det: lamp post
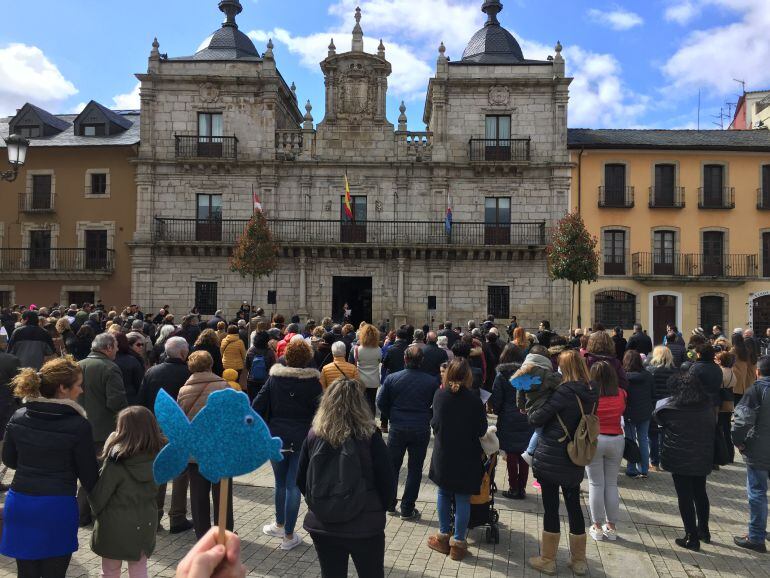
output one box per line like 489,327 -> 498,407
1,134 -> 30,182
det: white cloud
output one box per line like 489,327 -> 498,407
71,102 -> 88,114
252,1 -> 646,127
112,82 -> 140,110
587,8 -> 644,30
665,0 -> 701,24
248,28 -> 432,102
663,0 -> 770,94
0,43 -> 77,116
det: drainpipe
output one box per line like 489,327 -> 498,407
576,148 -> 585,329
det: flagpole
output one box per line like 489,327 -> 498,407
250,184 -> 256,314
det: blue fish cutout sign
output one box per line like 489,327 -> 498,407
509,373 -> 542,392
153,388 -> 283,484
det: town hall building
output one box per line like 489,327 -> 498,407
130,0 -> 572,330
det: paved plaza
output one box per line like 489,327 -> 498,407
1,426 -> 769,578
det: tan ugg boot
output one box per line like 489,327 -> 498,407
427,532 -> 450,555
528,530 -> 560,575
567,532 -> 588,575
449,537 -> 469,561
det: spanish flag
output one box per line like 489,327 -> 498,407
343,173 -> 354,221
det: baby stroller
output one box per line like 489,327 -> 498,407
451,452 -> 501,544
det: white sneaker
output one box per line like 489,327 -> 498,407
280,533 -> 304,550
262,522 -> 285,538
521,451 -> 533,466
589,526 -> 604,541
602,524 -> 617,541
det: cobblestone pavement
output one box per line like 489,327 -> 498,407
2,435 -> 769,577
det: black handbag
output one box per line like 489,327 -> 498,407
624,436 -> 641,463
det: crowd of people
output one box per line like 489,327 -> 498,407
0,300 -> 769,577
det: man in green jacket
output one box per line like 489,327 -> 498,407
77,332 -> 127,525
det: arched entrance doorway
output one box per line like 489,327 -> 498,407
750,292 -> 770,341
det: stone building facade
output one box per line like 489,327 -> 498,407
131,0 -> 572,330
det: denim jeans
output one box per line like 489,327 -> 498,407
526,428 -> 542,455
624,419 -> 650,475
271,452 -> 301,535
747,466 -> 769,543
386,427 -> 430,515
436,487 -> 470,541
649,422 -> 661,465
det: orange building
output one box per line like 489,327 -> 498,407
0,101 -> 138,309
569,129 -> 770,343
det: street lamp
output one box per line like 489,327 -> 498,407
1,134 -> 30,182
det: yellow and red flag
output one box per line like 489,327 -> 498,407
343,173 -> 354,221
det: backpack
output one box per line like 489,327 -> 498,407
557,395 -> 599,467
248,354 -> 268,382
305,437 -> 368,524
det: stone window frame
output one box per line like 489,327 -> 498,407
589,286 -> 642,330
25,169 -> 56,199
76,221 -> 116,252
600,159 -> 630,188
191,274 -> 224,316
650,226 -> 681,255
0,285 -> 15,308
60,285 -> 100,307
600,225 -> 630,277
699,160 -> 730,197
84,168 -> 111,198
760,227 -> 770,279
649,160 -> 681,203
697,291 -> 729,333
482,277 -> 514,321
20,221 -> 60,269
699,226 -> 730,257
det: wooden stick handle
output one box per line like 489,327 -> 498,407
217,478 -> 229,545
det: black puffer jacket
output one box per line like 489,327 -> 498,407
115,352 -> 145,406
647,364 -> 676,401
297,429 -> 396,539
253,365 -> 323,452
2,398 -> 99,496
625,370 -> 655,423
529,380 -> 598,488
653,397 -> 715,477
490,363 -> 533,453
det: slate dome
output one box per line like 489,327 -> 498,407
461,1 -> 524,64
193,0 -> 260,60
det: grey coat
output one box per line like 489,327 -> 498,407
733,377 -> 770,471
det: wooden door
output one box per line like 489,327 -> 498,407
604,164 -> 626,206
654,164 -> 675,206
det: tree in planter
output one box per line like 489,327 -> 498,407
229,211 -> 279,311
546,211 -> 599,329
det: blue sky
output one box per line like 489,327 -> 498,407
0,0 -> 767,130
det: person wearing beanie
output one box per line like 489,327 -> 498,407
222,368 -> 242,392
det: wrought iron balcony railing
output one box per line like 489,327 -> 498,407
631,252 -> 757,279
648,186 -> 685,208
468,138 -> 531,162
174,135 -> 238,160
153,218 -> 549,247
698,186 -> 735,209
599,186 -> 634,208
0,248 -> 115,273
18,192 -> 55,213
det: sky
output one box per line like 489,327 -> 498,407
0,0 -> 768,130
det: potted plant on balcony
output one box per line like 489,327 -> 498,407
230,211 -> 279,311
546,211 -> 599,329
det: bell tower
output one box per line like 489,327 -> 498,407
317,7 -> 392,130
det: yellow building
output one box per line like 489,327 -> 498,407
0,102 -> 138,308
569,129 -> 770,343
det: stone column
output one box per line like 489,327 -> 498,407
297,254 -> 309,321
394,257 -> 407,327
